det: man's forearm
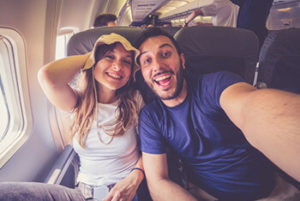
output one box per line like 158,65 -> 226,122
148,178 -> 197,201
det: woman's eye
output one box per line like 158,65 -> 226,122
104,54 -> 114,59
123,59 -> 132,65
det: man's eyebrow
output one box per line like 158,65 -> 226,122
159,43 -> 173,49
139,43 -> 174,58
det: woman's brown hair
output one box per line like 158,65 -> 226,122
70,43 -> 139,147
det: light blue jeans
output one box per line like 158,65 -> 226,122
0,180 -> 151,201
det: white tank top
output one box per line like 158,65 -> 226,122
73,92 -> 144,186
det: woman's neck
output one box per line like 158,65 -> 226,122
97,86 -> 117,104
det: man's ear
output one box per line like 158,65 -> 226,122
180,53 -> 186,69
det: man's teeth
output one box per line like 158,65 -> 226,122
155,75 -> 171,81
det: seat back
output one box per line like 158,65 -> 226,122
174,26 -> 260,84
258,28 -> 300,94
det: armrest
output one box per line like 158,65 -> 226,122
44,145 -> 77,185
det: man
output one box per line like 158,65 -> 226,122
93,13 -> 117,27
184,0 -> 273,47
135,28 -> 300,200
183,0 -> 239,27
234,0 -> 273,47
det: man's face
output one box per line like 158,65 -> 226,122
106,21 -> 116,26
138,36 -> 185,100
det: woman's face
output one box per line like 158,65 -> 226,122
94,43 -> 133,92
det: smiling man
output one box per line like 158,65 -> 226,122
135,28 -> 300,201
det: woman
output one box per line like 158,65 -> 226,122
38,33 -> 149,201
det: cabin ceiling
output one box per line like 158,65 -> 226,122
130,0 -> 213,21
130,0 -> 300,28
131,0 -> 168,21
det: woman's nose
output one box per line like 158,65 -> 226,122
112,60 -> 121,71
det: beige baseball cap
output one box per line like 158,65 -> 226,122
83,33 -> 140,70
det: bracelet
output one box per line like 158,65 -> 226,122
131,167 -> 145,177
184,20 -> 189,26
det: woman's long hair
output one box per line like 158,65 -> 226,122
70,43 -> 138,147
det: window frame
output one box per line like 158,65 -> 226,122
0,28 -> 32,168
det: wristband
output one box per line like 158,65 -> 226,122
131,167 -> 145,177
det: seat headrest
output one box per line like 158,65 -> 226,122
258,28 -> 300,93
174,26 -> 259,83
67,26 -> 143,56
258,28 -> 300,86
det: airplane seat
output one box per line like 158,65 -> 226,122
257,28 -> 300,94
174,26 -> 259,84
159,26 -> 181,36
67,26 -> 143,55
44,145 -> 78,188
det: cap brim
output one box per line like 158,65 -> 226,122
83,33 -> 140,71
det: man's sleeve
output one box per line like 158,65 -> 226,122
200,3 -> 217,16
139,107 -> 166,154
202,71 -> 245,109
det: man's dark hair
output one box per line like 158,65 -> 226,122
94,14 -> 117,27
135,27 -> 182,65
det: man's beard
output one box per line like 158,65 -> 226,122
153,62 -> 185,100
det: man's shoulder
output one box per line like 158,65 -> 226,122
186,72 -> 222,86
140,98 -> 164,116
195,71 -> 242,83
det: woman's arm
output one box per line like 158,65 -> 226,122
103,157 -> 145,201
37,53 -> 90,111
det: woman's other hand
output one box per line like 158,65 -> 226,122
102,170 -> 144,201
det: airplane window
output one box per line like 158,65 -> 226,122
0,30 -> 31,168
0,59 -> 9,140
55,32 -> 74,60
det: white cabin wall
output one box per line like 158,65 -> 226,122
0,0 -> 62,182
58,0 -> 100,31
105,0 -> 127,14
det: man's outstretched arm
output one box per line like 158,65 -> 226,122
220,82 -> 300,181
142,152 -> 197,201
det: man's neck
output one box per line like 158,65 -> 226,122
161,80 -> 187,107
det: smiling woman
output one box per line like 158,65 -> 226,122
31,33 -> 151,201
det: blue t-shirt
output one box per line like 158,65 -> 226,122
139,72 -> 275,200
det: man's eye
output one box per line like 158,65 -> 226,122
142,58 -> 151,66
162,51 -> 171,58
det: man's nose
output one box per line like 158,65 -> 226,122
151,57 -> 163,73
